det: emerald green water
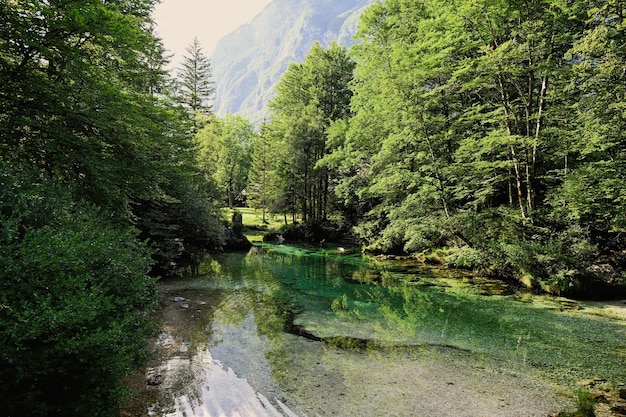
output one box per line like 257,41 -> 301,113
138,243 -> 626,417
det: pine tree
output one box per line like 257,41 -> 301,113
176,37 -> 216,125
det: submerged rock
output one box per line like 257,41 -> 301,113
146,374 -> 164,386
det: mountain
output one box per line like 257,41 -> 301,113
210,0 -> 375,124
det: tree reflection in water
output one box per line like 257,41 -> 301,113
133,244 -> 626,417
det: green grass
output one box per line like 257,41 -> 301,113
222,207 -> 286,242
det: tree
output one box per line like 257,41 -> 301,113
247,124 -> 278,223
268,42 -> 354,223
176,37 -> 216,128
0,0 -> 177,211
451,0 -> 584,222
0,166 -> 158,417
332,0 -> 468,252
550,0 -> 626,232
0,1 -> 225,414
196,115 -> 256,207
319,0 -> 616,291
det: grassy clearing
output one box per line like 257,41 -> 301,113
222,207 -> 285,242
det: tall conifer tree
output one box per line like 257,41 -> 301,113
176,37 -> 216,127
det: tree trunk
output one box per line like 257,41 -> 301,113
497,72 -> 527,221
528,74 -> 549,214
420,116 -> 450,219
510,144 -> 527,220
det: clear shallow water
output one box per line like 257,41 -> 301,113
136,243 -> 626,417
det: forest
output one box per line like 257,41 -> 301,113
247,0 -> 626,299
0,1 -> 223,416
1,0 -> 625,416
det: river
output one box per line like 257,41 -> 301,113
127,243 -> 626,417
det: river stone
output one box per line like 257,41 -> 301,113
612,401 -> 626,416
146,374 -> 164,386
578,376 -> 607,387
173,296 -> 185,302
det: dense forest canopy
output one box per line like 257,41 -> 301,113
0,1 -> 223,415
249,0 -> 626,297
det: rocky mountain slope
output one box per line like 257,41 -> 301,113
211,0 -> 375,124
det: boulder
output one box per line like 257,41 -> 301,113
223,222 -> 252,251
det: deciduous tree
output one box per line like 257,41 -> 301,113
196,115 -> 256,207
247,124 -> 278,223
269,42 -> 354,223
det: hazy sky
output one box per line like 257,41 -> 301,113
153,0 -> 272,68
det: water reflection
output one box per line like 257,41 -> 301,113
136,244 -> 626,417
257,244 -> 625,385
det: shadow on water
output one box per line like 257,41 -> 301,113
128,243 -> 626,417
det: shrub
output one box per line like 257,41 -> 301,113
445,246 -> 487,270
0,178 -> 158,417
575,389 -> 596,417
279,220 -> 345,244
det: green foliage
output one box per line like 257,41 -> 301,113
558,389 -> 596,417
196,115 -> 257,207
247,125 -> 281,222
2,0 -> 225,275
290,0 -> 626,295
278,220 -> 345,244
268,42 -> 355,222
0,171 -> 158,417
444,247 -> 487,270
0,0 -> 173,210
133,170 -> 225,277
575,389 -> 597,417
473,221 -> 597,294
0,1 -> 226,415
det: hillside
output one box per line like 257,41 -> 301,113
211,0 -> 375,124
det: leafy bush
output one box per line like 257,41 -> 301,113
0,177 -> 158,417
445,246 -> 487,270
132,172 -> 225,277
575,389 -> 597,417
478,222 -> 598,294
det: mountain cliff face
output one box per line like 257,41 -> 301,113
211,0 -> 375,124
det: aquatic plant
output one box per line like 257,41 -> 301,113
557,389 -> 596,417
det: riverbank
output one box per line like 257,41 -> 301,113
225,208 -> 626,301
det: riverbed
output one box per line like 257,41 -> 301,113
126,244 -> 626,416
